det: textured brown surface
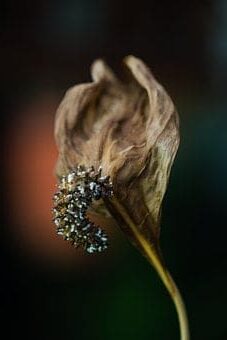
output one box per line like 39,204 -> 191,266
54,55 -> 180,259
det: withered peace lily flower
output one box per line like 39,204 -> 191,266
53,56 -> 189,340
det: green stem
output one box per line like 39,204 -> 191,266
145,248 -> 190,340
109,198 -> 190,340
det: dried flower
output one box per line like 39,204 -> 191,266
54,55 -> 179,256
53,56 -> 189,340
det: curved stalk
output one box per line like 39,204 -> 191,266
143,243 -> 190,340
107,198 -> 190,340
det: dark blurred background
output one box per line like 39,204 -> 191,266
1,1 -> 227,339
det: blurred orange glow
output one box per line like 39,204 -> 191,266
6,94 -> 84,264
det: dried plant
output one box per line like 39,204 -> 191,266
53,55 -> 189,339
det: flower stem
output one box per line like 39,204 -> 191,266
144,244 -> 190,340
107,198 -> 190,340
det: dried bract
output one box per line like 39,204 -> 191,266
54,55 -> 179,260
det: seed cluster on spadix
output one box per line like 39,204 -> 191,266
53,165 -> 113,253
